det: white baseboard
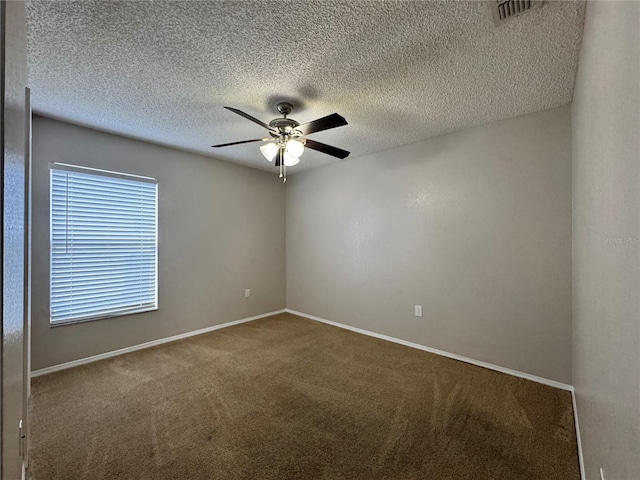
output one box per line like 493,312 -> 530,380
286,308 -> 573,391
31,309 -> 286,377
571,388 -> 586,480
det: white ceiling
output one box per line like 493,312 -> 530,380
26,0 -> 585,173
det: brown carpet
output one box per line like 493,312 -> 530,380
29,313 -> 580,480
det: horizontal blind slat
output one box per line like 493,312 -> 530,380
51,303 -> 157,323
52,290 -> 157,309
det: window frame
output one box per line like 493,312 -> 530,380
49,162 -> 159,327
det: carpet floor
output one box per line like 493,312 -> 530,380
29,312 -> 580,479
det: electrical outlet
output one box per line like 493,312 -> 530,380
600,467 -> 607,480
414,305 -> 423,317
245,289 -> 251,298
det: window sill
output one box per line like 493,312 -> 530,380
50,305 -> 158,327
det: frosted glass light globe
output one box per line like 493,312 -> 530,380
283,152 -> 300,167
260,142 -> 278,161
285,139 -> 304,158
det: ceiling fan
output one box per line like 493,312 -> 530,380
212,102 -> 350,182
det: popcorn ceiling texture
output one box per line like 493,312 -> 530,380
26,0 -> 585,173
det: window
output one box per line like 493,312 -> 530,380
50,163 -> 158,325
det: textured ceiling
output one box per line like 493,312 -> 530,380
26,0 -> 585,173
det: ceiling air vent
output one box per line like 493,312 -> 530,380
489,0 -> 543,25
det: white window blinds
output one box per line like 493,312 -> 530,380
50,163 -> 158,324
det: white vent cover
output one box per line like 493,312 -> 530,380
489,0 -> 543,25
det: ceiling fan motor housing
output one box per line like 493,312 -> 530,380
268,117 -> 300,137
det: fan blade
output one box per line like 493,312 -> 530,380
304,139 -> 350,159
211,138 -> 265,148
297,113 -> 348,135
224,107 -> 274,131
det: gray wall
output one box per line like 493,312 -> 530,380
287,106 -> 572,384
572,2 -> 640,479
31,116 -> 285,370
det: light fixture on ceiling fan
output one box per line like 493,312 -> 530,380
211,102 -> 349,182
